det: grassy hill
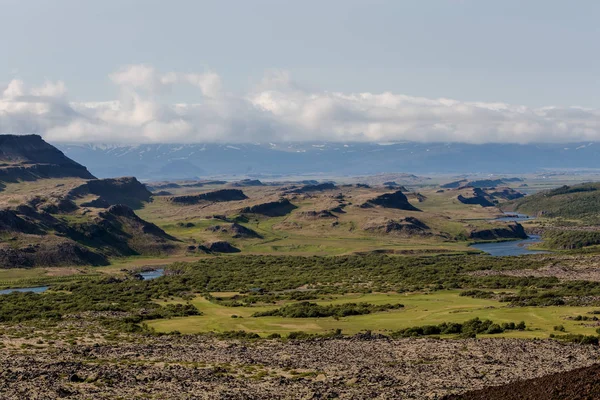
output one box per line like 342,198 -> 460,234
508,183 -> 600,223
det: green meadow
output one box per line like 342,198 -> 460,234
147,290 -> 600,338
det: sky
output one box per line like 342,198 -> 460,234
1,0 -> 599,144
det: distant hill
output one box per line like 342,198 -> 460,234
509,182 -> 600,222
361,190 -> 421,211
58,142 -> 600,179
441,178 -> 523,189
0,134 -> 95,182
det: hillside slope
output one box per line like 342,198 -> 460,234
508,183 -> 600,223
0,134 -> 95,182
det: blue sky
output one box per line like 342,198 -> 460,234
1,0 -> 599,143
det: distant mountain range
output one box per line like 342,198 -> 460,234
56,142 -> 600,180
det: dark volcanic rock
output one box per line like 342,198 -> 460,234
0,209 -> 45,234
361,190 -> 421,211
0,241 -> 108,268
469,222 -> 527,240
287,182 -> 337,194
206,223 -> 262,239
170,189 -> 248,205
205,241 -> 240,253
443,363 -> 600,400
458,188 -> 496,207
488,187 -> 525,201
69,177 -> 152,209
0,134 -> 95,182
241,199 -> 297,217
441,179 -> 468,189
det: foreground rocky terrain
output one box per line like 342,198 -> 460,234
1,331 -> 598,399
444,363 -> 600,400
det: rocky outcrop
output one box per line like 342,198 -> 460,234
80,198 -> 111,208
458,188 -> 496,207
360,190 -> 421,211
363,217 -> 430,236
441,179 -> 468,189
469,222 -> 527,240
297,210 -> 338,220
241,199 -> 297,217
286,183 -> 337,194
0,200 -> 177,267
0,134 -> 95,182
204,240 -> 240,253
488,187 -> 525,201
0,209 -> 45,234
206,223 -> 262,239
69,177 -> 152,209
169,189 -> 248,205
0,241 -> 108,268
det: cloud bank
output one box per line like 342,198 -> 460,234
1,64 -> 599,144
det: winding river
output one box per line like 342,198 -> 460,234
470,212 -> 548,256
471,235 -> 548,257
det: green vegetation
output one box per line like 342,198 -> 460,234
161,254 -> 551,294
147,291 -> 600,338
511,182 -> 600,224
542,230 -> 600,250
0,277 -> 199,323
390,318 -> 526,338
252,301 -> 404,318
5,252 -> 600,340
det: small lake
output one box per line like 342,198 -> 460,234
139,269 -> 164,280
0,286 -> 49,295
471,235 -> 548,257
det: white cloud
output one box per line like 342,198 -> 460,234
1,64 -> 600,144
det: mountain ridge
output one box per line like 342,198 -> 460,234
57,141 -> 600,179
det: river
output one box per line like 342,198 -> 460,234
471,235 -> 548,256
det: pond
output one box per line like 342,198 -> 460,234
0,286 -> 49,295
471,235 -> 548,257
139,269 -> 165,280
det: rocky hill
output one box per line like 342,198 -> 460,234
0,134 -> 95,183
241,199 -> 297,217
469,222 -> 527,240
457,188 -> 496,207
0,201 -> 177,268
169,189 -> 248,205
360,190 -> 421,211
69,177 -> 152,209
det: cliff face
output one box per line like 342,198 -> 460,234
469,223 -> 528,240
0,135 -> 95,182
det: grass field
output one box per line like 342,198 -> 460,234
147,291 -> 600,338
